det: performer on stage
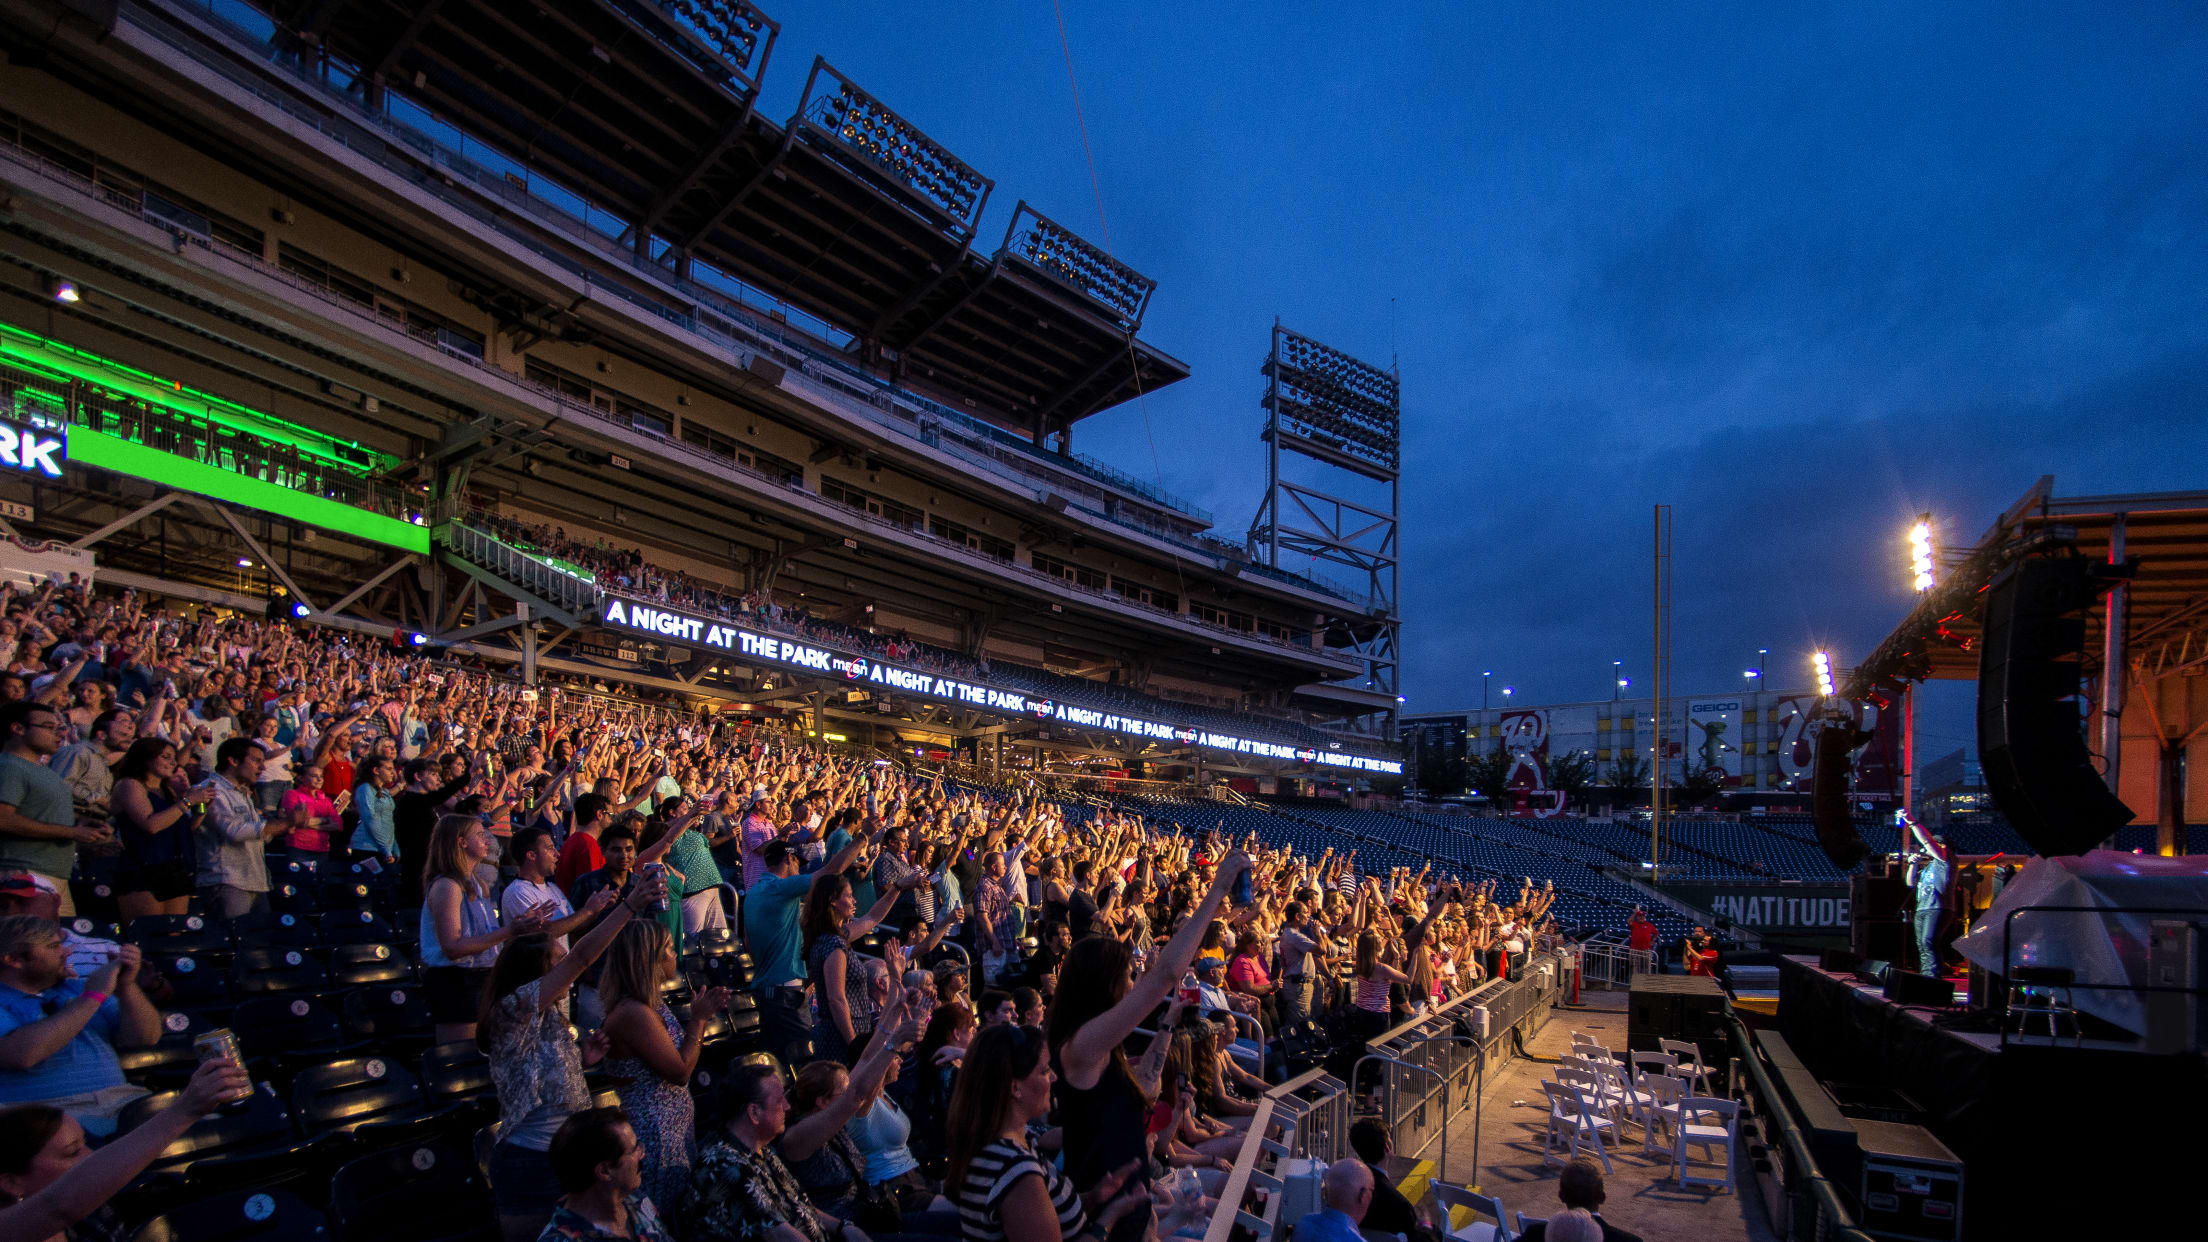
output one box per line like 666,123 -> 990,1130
1900,811 -> 1951,974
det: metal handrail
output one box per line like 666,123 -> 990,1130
1199,1096 -> 1281,1242
1725,1013 -> 1880,1242
1997,902 -> 2208,1050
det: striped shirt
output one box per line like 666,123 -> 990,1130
956,1137 -> 1086,1242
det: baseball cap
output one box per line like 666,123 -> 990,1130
0,871 -> 56,899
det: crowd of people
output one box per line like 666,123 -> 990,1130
0,574 -> 1566,1242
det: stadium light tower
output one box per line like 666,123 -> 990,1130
1247,320 -> 1400,730
1813,650 -> 1836,698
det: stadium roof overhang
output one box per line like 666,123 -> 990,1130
269,2 -> 1185,433
1845,476 -> 2208,694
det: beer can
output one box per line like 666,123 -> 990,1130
191,1028 -> 254,1102
644,862 -> 671,913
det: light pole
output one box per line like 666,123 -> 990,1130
1483,671 -> 1492,712
1613,660 -> 1623,702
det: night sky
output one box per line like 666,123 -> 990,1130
756,3 -> 2208,756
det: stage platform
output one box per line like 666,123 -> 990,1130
1777,954 -> 2202,1238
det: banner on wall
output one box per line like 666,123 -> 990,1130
0,533 -> 93,590
597,596 -> 1404,774
1496,708 -> 1568,817
1685,698 -> 1744,785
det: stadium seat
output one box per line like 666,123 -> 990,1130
129,914 -> 230,958
116,1080 -> 326,1190
230,948 -> 331,996
125,1185 -> 328,1242
318,911 -> 398,946
340,984 -> 434,1050
119,1008 -> 233,1090
267,883 -> 319,916
289,1055 -> 443,1147
230,911 -> 319,951
231,994 -> 351,1072
328,943 -> 410,987
326,1139 -> 495,1242
145,950 -> 233,1011
418,1040 -> 493,1107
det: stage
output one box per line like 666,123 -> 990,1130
1776,955 -> 2202,1237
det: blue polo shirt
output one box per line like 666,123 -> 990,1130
0,978 -> 124,1107
741,870 -> 814,989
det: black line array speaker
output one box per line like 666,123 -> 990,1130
1883,968 -> 1957,1008
1977,558 -> 2136,856
1811,719 -> 1874,870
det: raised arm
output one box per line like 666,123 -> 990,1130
1061,850 -> 1249,1089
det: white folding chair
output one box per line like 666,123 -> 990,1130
1560,1064 -> 1626,1125
1593,1057 -> 1655,1143
1660,1038 -> 1715,1089
1429,1180 -> 1512,1242
1640,1071 -> 1687,1152
1542,1080 -> 1615,1172
1672,1096 -> 1740,1192
1629,1049 -> 1678,1083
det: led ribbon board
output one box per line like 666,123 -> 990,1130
60,428 -> 430,554
600,597 -> 1403,774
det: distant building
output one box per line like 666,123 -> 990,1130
1918,748 -> 1991,824
1401,687 -> 1899,801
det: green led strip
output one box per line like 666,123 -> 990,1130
0,322 -> 399,475
64,427 -> 429,554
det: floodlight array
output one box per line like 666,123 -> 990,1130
648,0 -> 776,78
1813,650 -> 1836,698
1006,202 -> 1156,330
1909,517 -> 1935,592
806,67 -> 988,226
1263,329 -> 1400,474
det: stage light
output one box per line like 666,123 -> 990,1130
1813,650 -> 1836,698
1909,516 -> 1935,592
408,632 -> 429,647
236,558 -> 253,568
290,602 -> 310,619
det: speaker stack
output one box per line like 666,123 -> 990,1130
1977,557 -> 2136,854
1850,870 -> 1911,964
1811,719 -> 1874,870
1628,973 -> 1728,1068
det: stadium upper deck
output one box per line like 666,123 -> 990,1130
0,0 -> 1400,777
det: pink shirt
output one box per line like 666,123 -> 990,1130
282,787 -> 338,853
1227,953 -> 1271,993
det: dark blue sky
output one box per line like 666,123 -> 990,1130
764,3 -> 2208,750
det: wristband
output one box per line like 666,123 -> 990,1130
81,991 -> 109,1006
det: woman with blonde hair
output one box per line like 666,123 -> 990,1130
596,919 -> 728,1213
423,812 -> 551,1045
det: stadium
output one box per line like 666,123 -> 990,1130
0,5 -> 2194,1242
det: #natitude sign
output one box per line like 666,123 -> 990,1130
599,598 -> 1402,774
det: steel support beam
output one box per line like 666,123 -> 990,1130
70,492 -> 182,551
192,498 -> 314,611
319,556 -> 417,621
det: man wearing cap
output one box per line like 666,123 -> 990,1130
0,873 -> 131,989
0,701 -> 108,917
736,793 -> 778,892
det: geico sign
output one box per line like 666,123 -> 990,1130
0,422 -> 62,477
